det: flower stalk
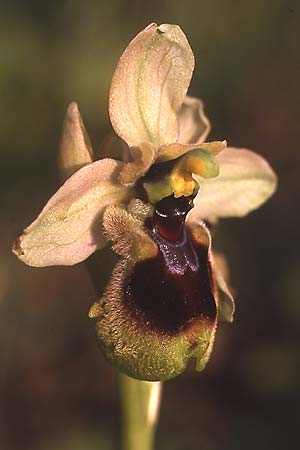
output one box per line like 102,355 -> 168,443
119,374 -> 162,450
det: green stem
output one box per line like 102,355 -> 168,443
119,373 -> 162,450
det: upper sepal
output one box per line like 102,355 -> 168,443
109,23 -> 194,149
12,159 -> 132,267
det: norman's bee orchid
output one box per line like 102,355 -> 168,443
13,23 -> 277,381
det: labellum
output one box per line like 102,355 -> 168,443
90,193 -> 218,381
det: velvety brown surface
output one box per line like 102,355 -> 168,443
125,225 -> 216,335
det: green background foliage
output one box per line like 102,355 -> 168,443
1,1 -> 299,449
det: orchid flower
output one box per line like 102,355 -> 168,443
12,23 -> 277,381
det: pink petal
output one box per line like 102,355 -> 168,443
178,96 -> 211,145
58,102 -> 93,180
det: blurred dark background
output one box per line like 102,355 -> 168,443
1,1 -> 299,449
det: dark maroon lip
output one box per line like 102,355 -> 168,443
123,193 -> 217,336
124,225 -> 216,335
